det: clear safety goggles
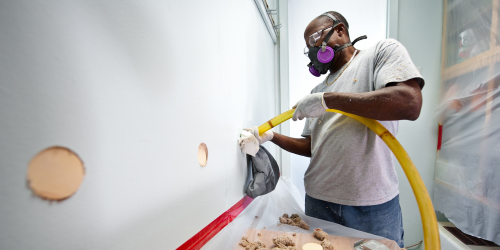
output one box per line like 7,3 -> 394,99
303,23 -> 339,56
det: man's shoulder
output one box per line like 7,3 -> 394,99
355,39 -> 404,61
374,38 -> 404,52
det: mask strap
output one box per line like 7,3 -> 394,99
321,27 -> 336,52
319,13 -> 339,52
333,43 -> 352,52
333,35 -> 368,52
318,12 -> 366,53
352,35 -> 367,45
321,13 -> 338,22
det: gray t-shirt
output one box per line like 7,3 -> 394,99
302,39 -> 424,206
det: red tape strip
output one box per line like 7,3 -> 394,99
176,196 -> 254,250
437,123 -> 443,151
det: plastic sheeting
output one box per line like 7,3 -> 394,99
435,0 -> 500,245
202,177 -> 400,250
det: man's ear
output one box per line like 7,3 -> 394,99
336,23 -> 346,37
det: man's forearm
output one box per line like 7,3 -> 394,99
271,132 -> 311,157
324,79 -> 422,121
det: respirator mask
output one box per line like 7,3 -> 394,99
305,13 -> 367,77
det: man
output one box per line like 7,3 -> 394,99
244,11 -> 423,247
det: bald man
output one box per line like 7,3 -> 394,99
245,11 -> 424,247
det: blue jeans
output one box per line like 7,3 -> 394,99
305,194 -> 404,248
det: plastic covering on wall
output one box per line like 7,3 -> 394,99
203,177 -> 400,250
435,0 -> 500,245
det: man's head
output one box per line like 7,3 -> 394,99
304,11 -> 350,49
304,11 -> 352,76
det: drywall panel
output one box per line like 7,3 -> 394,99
287,0 -> 387,201
0,0 -> 277,249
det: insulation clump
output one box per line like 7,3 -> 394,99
313,228 -> 334,250
320,240 -> 334,250
272,235 -> 296,250
272,245 -> 296,250
278,213 -> 310,230
279,213 -> 293,224
313,228 -> 328,241
240,237 -> 266,250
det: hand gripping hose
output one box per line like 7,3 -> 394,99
258,109 -> 440,250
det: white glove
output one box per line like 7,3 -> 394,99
238,126 -> 274,156
244,126 -> 274,144
292,93 -> 328,121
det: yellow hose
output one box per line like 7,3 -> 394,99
258,109 -> 440,250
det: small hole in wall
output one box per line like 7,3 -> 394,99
27,146 -> 85,201
198,143 -> 208,167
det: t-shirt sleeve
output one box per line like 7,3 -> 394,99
301,117 -> 311,137
300,87 -> 320,137
373,39 -> 424,90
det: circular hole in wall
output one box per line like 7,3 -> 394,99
198,143 -> 208,167
27,146 -> 85,201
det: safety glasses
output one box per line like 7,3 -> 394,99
303,23 -> 339,56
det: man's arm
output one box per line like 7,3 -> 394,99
323,78 -> 422,121
271,133 -> 312,157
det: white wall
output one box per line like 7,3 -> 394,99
0,1 -> 277,249
394,0 -> 443,248
287,0 -> 387,201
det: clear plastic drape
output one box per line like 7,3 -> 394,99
434,0 -> 500,245
203,178 -> 399,249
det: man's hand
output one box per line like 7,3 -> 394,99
238,126 -> 273,156
244,126 -> 274,144
292,93 -> 328,121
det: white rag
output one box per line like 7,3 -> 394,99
238,130 -> 259,156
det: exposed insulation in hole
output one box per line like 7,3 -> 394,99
278,213 -> 310,230
27,146 -> 85,201
197,143 -> 208,167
